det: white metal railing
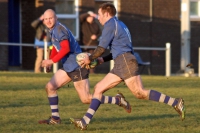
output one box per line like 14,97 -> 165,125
199,47 -> 200,77
0,42 -> 34,47
0,42 -> 171,76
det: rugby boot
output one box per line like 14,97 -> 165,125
174,98 -> 185,121
70,118 -> 87,130
38,117 -> 61,124
115,92 -> 131,113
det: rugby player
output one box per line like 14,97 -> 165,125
38,9 -> 131,125
70,3 -> 185,130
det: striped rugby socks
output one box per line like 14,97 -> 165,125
101,95 -> 120,105
82,98 -> 101,125
148,90 -> 178,107
48,94 -> 60,120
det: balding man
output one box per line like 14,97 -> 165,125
38,9 -> 131,125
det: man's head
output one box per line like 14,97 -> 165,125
43,9 -> 57,29
86,16 -> 94,24
98,3 -> 116,26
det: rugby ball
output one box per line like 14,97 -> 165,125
76,53 -> 98,69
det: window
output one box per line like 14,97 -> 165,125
190,0 -> 200,20
55,0 -> 79,39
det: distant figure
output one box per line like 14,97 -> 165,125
80,11 -> 101,53
80,11 -> 102,73
31,14 -> 51,73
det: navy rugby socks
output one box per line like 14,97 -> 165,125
101,95 -> 120,105
149,90 -> 178,107
82,98 -> 101,125
48,94 -> 60,120
82,95 -> 121,125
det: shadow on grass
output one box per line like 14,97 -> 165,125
61,113 -> 192,131
0,83 -> 73,91
0,97 -> 82,109
0,72 -> 54,78
63,113 -> 196,125
0,103 -> 49,108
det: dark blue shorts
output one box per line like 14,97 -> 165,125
62,67 -> 89,82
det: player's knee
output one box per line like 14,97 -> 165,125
94,84 -> 104,94
45,84 -> 49,92
45,82 -> 56,93
135,91 -> 147,99
80,98 -> 91,104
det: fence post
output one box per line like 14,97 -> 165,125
166,43 -> 171,77
199,47 -> 200,77
53,63 -> 58,73
44,41 -> 48,73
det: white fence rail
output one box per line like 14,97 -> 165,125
0,42 -> 172,76
199,47 -> 200,77
0,42 -> 34,47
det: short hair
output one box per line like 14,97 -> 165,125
99,2 -> 116,16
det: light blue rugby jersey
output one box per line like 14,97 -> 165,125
99,17 -> 134,59
49,21 -> 82,72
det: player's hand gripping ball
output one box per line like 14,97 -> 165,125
76,53 -> 98,69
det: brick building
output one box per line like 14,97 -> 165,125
0,0 -> 200,75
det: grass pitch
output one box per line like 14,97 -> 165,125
0,72 -> 200,133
